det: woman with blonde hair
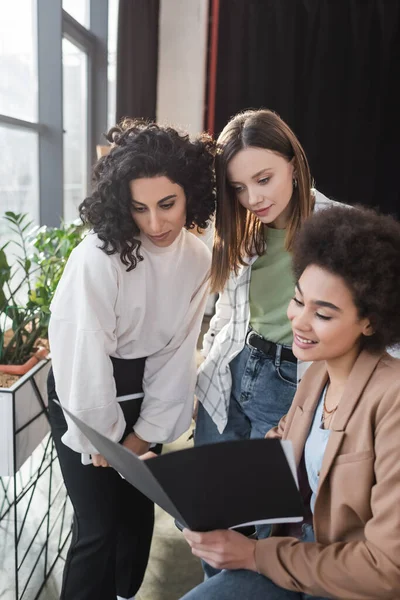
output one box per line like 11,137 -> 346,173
196,108 -> 335,464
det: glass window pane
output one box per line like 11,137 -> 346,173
63,38 -> 88,224
0,126 -> 39,244
108,0 -> 119,128
63,0 -> 90,28
0,0 -> 37,121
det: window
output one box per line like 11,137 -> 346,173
0,0 -> 39,246
63,0 -> 90,28
108,0 -> 119,128
0,1 -> 109,230
0,0 -> 37,122
62,38 -> 89,223
0,127 -> 39,240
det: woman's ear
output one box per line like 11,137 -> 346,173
362,321 -> 375,337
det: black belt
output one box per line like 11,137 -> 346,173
246,331 -> 297,364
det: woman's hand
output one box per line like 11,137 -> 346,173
92,433 -> 151,466
92,454 -> 109,467
183,528 -> 258,571
140,451 -> 158,460
122,432 -> 151,456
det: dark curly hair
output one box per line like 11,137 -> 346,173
79,118 -> 216,270
292,204 -> 400,353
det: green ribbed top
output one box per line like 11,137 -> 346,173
249,227 -> 294,344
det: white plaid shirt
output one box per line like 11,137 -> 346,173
196,191 -> 338,433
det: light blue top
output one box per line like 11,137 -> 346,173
304,386 -> 331,513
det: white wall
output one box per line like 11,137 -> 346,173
157,0 -> 209,135
157,1 -> 216,315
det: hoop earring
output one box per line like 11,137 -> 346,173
293,178 -> 298,189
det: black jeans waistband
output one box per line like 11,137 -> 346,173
110,356 -> 145,397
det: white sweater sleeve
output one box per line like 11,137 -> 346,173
133,274 -> 210,444
48,244 -> 125,454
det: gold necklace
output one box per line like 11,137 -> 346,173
321,384 -> 340,428
323,385 -> 340,415
321,407 -> 337,425
323,399 -> 339,415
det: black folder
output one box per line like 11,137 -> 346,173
61,404 -> 304,532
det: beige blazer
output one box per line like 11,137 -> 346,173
255,350 -> 400,599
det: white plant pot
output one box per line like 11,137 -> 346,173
0,359 -> 51,476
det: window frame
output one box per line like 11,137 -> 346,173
62,14 -> 94,221
0,0 -> 109,228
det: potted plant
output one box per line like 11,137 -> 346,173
0,211 -> 86,475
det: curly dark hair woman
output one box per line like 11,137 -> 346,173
79,118 -> 216,270
292,204 -> 400,353
47,119 -> 217,599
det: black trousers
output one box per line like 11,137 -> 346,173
48,361 -> 154,600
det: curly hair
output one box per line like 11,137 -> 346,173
79,118 -> 216,270
292,204 -> 400,353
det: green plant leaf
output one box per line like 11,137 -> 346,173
1,211 -> 86,365
0,249 -> 11,312
4,211 -> 19,220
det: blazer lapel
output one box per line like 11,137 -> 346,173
317,350 -> 383,489
331,350 -> 382,432
285,365 -> 329,466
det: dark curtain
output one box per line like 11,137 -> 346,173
116,0 -> 160,123
214,0 -> 400,217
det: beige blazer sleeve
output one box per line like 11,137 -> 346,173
254,381 -> 400,600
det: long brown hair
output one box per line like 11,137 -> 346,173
210,109 -> 314,293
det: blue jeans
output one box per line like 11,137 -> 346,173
180,525 -> 329,600
195,343 -> 297,444
195,343 -> 297,574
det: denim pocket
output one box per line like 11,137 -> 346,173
276,361 -> 297,386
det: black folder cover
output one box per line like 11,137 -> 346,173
61,404 -> 304,532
